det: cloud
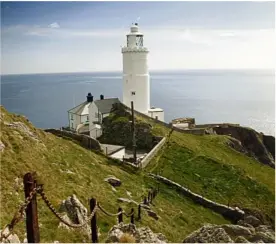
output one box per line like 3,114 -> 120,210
49,22 -> 60,29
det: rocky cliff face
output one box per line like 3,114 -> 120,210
212,125 -> 275,168
183,218 -> 275,243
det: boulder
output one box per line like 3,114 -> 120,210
104,176 -> 121,187
105,223 -> 167,243
147,210 -> 159,220
58,194 -> 90,236
0,228 -> 20,243
182,223 -> 275,243
243,215 -> 262,227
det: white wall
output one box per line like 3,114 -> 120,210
68,112 -> 80,130
89,102 -> 100,124
122,50 -> 150,114
90,126 -> 102,139
80,114 -> 89,124
148,110 -> 165,122
110,148 -> 125,160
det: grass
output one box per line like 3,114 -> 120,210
137,115 -> 275,225
0,106 -> 229,243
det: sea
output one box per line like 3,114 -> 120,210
1,70 -> 275,136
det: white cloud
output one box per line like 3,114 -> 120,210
1,24 -> 274,74
49,22 -> 60,29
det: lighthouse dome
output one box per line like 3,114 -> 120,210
130,23 -> 139,33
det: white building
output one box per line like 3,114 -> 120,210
122,23 -> 164,121
67,93 -> 93,131
68,93 -> 120,138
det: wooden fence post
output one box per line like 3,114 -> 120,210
23,172 -> 40,243
118,207 -> 123,223
130,208 -> 134,224
90,198 -> 98,243
148,191 -> 151,203
143,196 -> 147,205
138,204 -> 141,220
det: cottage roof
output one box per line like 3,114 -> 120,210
68,101 -> 92,115
94,98 -> 120,114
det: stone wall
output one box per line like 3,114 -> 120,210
149,174 -> 245,222
44,129 -> 101,151
140,137 -> 166,168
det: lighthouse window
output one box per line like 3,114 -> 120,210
136,35 -> 143,47
131,91 -> 136,95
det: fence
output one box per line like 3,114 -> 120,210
0,172 -> 159,243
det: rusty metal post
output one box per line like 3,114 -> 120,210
23,172 -> 40,243
118,207 -> 123,223
138,204 -> 141,220
90,198 -> 98,243
130,208 -> 134,224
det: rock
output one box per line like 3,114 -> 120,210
183,223 -> 275,243
183,224 -> 233,243
249,231 -> 275,243
106,223 -> 167,243
244,215 -> 262,227
221,224 -> 254,238
59,194 -> 90,235
5,122 -> 39,141
235,236 -> 250,243
0,228 -> 20,243
104,176 -> 121,187
117,198 -> 133,204
126,191 -> 132,198
147,210 -> 159,220
0,140 -> 5,152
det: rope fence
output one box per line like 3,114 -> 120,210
0,172 -> 159,243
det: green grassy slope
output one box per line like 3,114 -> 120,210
138,115 -> 275,226
0,106 -> 229,243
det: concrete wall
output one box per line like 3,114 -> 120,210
45,128 -> 101,151
140,137 -> 166,168
90,126 -> 102,139
149,174 -> 245,222
89,102 -> 101,124
148,110 -> 165,122
110,148 -> 125,160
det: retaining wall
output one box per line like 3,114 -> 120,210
149,174 -> 245,222
44,129 -> 101,151
140,137 -> 166,168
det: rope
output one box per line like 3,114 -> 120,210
0,186 -> 39,242
97,203 -> 124,217
37,188 -> 97,229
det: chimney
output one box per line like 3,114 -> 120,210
100,94 -> 104,100
87,93 -> 93,102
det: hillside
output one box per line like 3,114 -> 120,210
0,106 -> 229,242
0,105 -> 274,243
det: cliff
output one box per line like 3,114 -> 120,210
211,125 -> 275,168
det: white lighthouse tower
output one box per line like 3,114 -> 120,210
122,23 -> 164,121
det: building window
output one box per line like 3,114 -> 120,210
71,123 -> 73,128
87,116 -> 89,121
155,116 -> 158,120
95,112 -> 99,118
131,91 -> 136,95
71,114 -> 73,120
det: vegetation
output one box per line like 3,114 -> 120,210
0,106 -> 229,243
136,114 -> 275,226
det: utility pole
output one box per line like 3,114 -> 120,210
131,101 -> 137,163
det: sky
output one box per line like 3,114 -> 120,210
1,1 -> 275,75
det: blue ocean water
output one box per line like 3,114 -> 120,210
1,70 -> 275,136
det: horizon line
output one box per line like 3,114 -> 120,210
1,68 -> 274,76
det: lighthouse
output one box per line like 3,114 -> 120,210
122,23 -> 164,121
